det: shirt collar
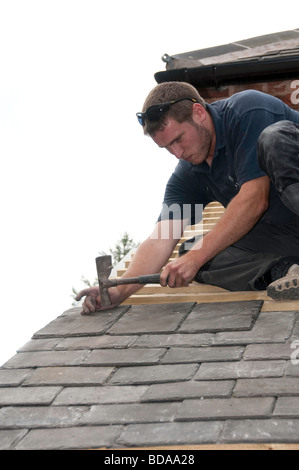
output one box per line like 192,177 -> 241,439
206,102 -> 225,157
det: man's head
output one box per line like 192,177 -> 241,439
138,81 -> 206,136
137,82 -> 215,166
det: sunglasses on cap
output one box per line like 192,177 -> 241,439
136,97 -> 198,127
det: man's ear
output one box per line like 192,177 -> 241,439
192,103 -> 207,123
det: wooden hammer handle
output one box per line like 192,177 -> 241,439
103,273 -> 161,287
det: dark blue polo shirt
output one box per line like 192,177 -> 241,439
159,90 -> 299,226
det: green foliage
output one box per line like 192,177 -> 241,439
71,232 -> 138,306
109,231 -> 138,265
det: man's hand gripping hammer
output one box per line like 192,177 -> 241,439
96,255 -> 161,307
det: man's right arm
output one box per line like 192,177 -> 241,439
76,219 -> 184,314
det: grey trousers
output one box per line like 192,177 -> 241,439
182,121 -> 299,292
258,120 -> 299,217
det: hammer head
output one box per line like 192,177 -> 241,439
96,255 -> 113,306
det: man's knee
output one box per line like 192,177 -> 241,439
258,120 -> 298,172
258,121 -> 290,153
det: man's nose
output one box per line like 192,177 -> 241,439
169,144 -> 184,160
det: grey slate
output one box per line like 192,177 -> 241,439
79,402 -> 180,425
1,299 -> 299,449
0,405 -> 87,428
161,346 -> 244,363
133,332 -> 213,348
274,397 -> 299,417
83,347 -> 166,366
177,397 -> 275,420
0,429 -> 28,450
23,366 -> 114,386
285,361 -> 299,377
15,425 -> 125,450
107,302 -> 194,334
194,360 -> 286,380
179,300 -> 262,333
289,318 -> 299,338
33,306 -> 128,337
18,338 -> 60,352
233,377 -> 299,397
3,350 -> 90,368
55,335 -> 137,350
222,419 -> 299,443
214,311 -> 296,344
142,380 -> 235,402
244,343 -> 295,360
108,363 -> 199,385
53,385 -> 148,405
118,421 -> 223,446
0,386 -> 61,406
0,368 -> 33,386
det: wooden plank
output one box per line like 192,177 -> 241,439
262,299 -> 299,311
138,283 -> 227,294
202,214 -> 224,220
121,291 -> 270,305
96,443 -> 299,450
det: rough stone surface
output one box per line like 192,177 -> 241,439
3,350 -> 90,369
0,430 -> 28,450
222,419 -> 299,443
84,347 -> 166,366
108,303 -> 194,334
214,311 -> 296,344
274,397 -> 299,417
0,386 -> 61,406
118,421 -> 223,447
194,360 -> 286,380
233,377 -> 299,397
33,306 -> 129,338
1,300 -> 299,449
0,405 -> 87,428
176,397 -> 274,420
161,346 -> 244,364
179,301 -> 263,333
15,426 -> 125,450
108,363 -> 199,385
142,380 -> 234,402
22,366 -> 114,386
79,402 -> 181,425
53,385 -> 148,405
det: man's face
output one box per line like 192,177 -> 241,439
151,117 -> 214,166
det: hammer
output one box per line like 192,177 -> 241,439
96,255 -> 161,306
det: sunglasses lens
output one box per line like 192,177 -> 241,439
136,113 -> 145,126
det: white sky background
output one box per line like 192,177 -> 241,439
0,0 -> 298,365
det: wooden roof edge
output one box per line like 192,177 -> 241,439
97,443 -> 299,450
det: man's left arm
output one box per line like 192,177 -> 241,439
160,175 -> 270,287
